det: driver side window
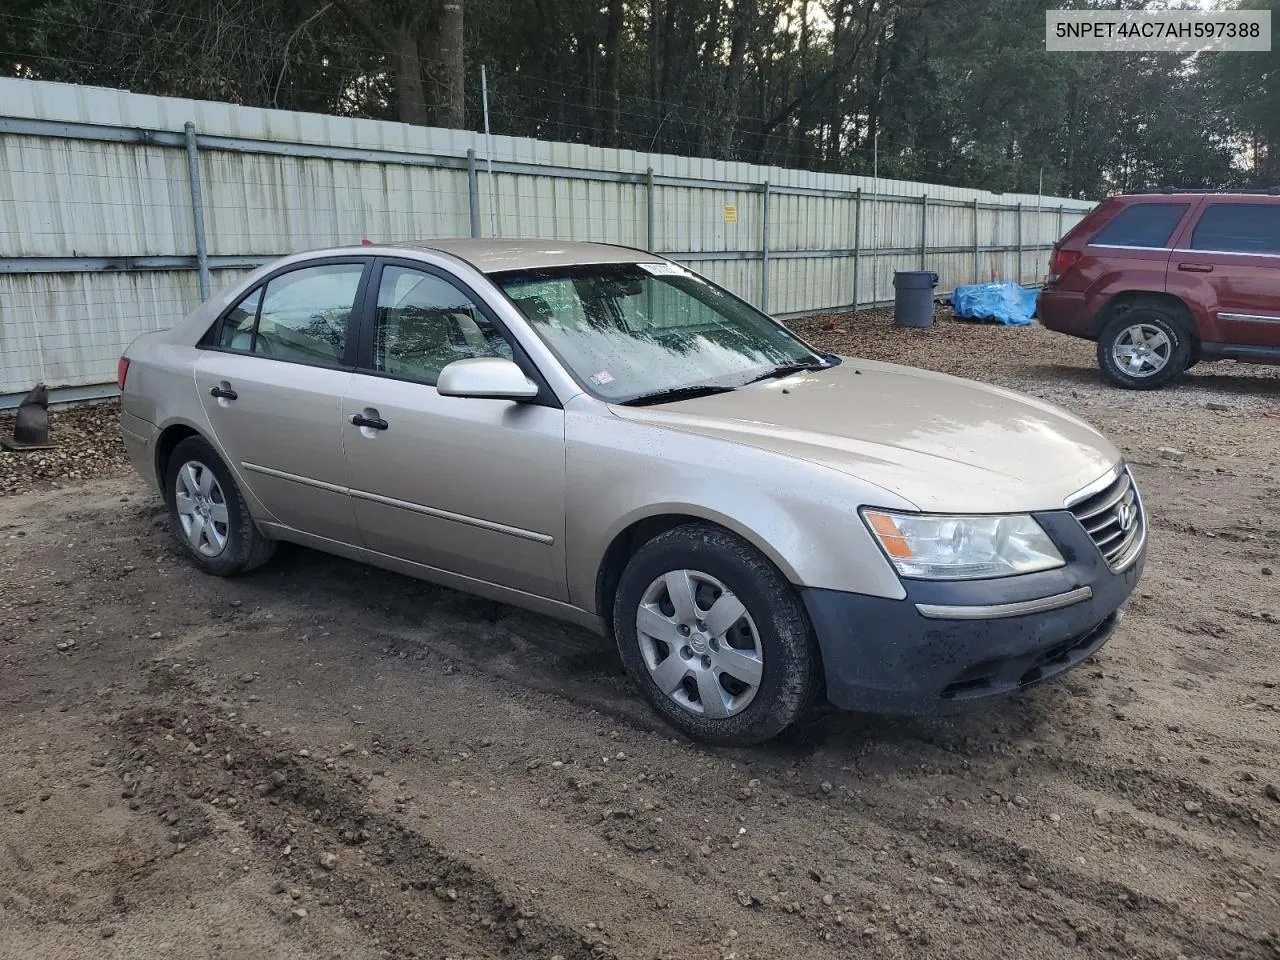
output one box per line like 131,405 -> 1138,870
373,266 -> 514,384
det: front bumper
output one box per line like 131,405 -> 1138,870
802,509 -> 1145,714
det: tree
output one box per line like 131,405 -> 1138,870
0,0 -> 1269,193
329,0 -> 464,127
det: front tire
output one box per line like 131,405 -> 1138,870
1097,308 -> 1191,390
163,436 -> 276,576
613,524 -> 822,746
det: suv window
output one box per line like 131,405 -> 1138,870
1090,203 -> 1188,248
1190,203 -> 1280,255
372,266 -> 514,384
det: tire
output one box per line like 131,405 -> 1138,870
1096,308 -> 1191,390
612,523 -> 822,746
163,436 -> 276,576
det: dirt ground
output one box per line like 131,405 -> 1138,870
2,308 -> 1278,960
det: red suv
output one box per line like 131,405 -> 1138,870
1038,190 -> 1280,389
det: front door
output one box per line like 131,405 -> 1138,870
195,259 -> 369,543
341,261 -> 569,601
1171,200 -> 1280,349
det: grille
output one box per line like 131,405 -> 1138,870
1068,468 -> 1144,570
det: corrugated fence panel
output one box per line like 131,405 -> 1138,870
0,267 -> 250,391
0,136 -> 193,258
0,77 -> 1095,399
201,153 -> 473,255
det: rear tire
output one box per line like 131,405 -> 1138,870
612,523 -> 822,746
163,436 -> 276,576
1097,308 -> 1191,390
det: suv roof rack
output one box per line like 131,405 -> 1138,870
1135,187 -> 1280,195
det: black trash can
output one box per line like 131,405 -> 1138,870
893,271 -> 939,328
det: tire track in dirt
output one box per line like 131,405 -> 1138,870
114,694 -> 613,960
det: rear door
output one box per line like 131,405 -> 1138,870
1171,199 -> 1280,349
195,259 -> 370,544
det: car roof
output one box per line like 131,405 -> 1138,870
1114,189 -> 1280,201
387,239 -> 666,273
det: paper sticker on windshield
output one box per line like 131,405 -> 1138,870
639,262 -> 690,277
590,370 -> 615,386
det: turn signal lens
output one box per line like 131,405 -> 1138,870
864,511 -> 913,559
117,356 -> 131,391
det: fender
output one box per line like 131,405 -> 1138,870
564,404 -> 912,615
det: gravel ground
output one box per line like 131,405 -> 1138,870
0,401 -> 128,495
1,310 -> 1278,960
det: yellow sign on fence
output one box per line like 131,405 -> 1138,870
723,204 -> 738,225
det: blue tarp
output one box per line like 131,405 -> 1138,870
950,282 -> 1038,327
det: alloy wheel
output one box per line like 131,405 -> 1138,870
1112,323 -> 1172,378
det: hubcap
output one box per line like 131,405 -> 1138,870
635,570 -> 764,719
1112,323 -> 1171,377
174,460 -> 230,557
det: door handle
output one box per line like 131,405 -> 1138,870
1177,262 -> 1213,273
210,384 -> 238,400
351,413 -> 389,431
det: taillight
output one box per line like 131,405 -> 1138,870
1048,247 -> 1081,282
117,356 -> 130,391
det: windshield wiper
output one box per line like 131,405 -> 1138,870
617,383 -> 738,406
742,359 -> 833,385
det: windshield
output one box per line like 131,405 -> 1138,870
491,262 -> 824,402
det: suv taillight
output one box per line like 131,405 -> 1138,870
1048,248 -> 1081,282
117,356 -> 130,391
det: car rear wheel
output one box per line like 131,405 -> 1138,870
163,436 -> 276,576
613,523 -> 821,746
1097,308 -> 1191,390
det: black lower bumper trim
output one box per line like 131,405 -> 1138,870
801,509 -> 1144,715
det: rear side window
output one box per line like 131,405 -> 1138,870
216,263 -> 365,365
1090,204 -> 1188,248
1190,204 -> 1280,254
219,288 -> 262,350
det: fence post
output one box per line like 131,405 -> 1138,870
972,198 -> 980,283
1057,204 -> 1064,241
1016,202 -> 1024,285
646,167 -> 655,252
851,188 -> 861,313
466,149 -> 480,238
760,181 -> 771,312
183,121 -> 210,302
919,194 -> 928,271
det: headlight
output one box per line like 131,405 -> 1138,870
862,510 -> 1064,580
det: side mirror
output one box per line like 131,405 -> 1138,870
436,357 -> 539,401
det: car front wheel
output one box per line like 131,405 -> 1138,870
613,524 -> 822,746
1097,308 -> 1191,389
163,436 -> 276,576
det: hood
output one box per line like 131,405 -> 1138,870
609,358 -> 1120,513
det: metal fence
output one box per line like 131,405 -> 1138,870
0,78 -> 1095,406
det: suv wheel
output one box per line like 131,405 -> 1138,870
1097,308 -> 1191,389
613,524 -> 822,746
163,436 -> 276,576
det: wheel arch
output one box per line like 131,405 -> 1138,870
593,510 -> 804,633
1093,291 -> 1199,346
153,422 -> 205,488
